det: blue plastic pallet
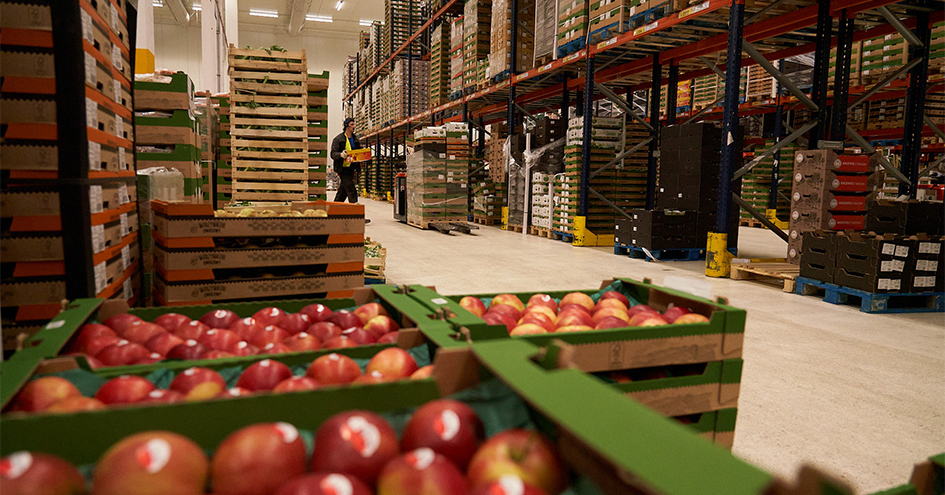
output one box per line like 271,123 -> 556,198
552,230 -> 574,243
614,243 -> 737,262
794,276 -> 945,314
557,38 -> 586,58
365,276 -> 387,286
589,21 -> 626,43
491,70 -> 511,84
870,139 -> 902,147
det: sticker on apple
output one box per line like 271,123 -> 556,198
320,474 -> 355,495
433,409 -> 461,441
274,422 -> 299,443
135,439 -> 171,473
341,416 -> 380,457
0,452 -> 32,479
406,448 -> 435,470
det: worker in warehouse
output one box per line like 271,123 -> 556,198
331,117 -> 370,223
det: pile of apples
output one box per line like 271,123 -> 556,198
458,290 -> 709,336
65,302 -> 402,368
8,349 -> 432,413
2,400 -> 568,495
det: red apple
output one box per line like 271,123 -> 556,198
311,411 -> 400,486
145,332 -> 184,356
138,389 -> 185,404
353,302 -> 388,325
554,325 -> 593,333
202,350 -> 236,360
628,311 -> 664,327
253,307 -> 289,328
258,343 -> 293,355
82,335 -> 122,357
231,341 -> 259,357
488,303 -> 522,322
299,303 -> 333,323
199,328 -> 242,351
673,313 -> 710,324
273,376 -> 321,393
594,298 -> 628,314
117,321 -> 165,343
153,313 -> 192,332
341,327 -> 377,345
323,336 -> 358,349
306,353 -> 362,386
510,324 -> 549,336
482,312 -> 516,333
102,313 -> 143,333
517,313 -> 554,332
92,431 -> 208,495
594,316 -> 628,330
471,476 -> 551,495
307,321 -> 343,342
218,387 -> 253,399
352,370 -> 389,385
46,396 -> 107,413
130,352 -> 165,366
377,448 -> 468,495
459,296 -> 487,317
637,317 -> 668,327
11,377 -> 81,412
182,382 -> 224,402
627,304 -> 656,318
236,359 -> 293,391
0,451 -> 85,494
364,315 -> 400,338
94,375 -> 156,405
489,294 -> 525,313
274,473 -> 372,495
559,303 -> 590,315
553,310 -> 593,329
402,399 -> 484,470
281,313 -> 311,335
72,323 -> 116,351
526,294 -> 558,313
559,292 -> 594,313
523,305 -> 557,321
467,429 -> 566,495
174,320 -> 210,340
366,348 -> 419,379
169,367 -> 226,395
599,290 -> 631,307
248,325 -> 289,348
199,309 -> 240,329
591,307 -> 629,326
211,422 -> 307,495
96,340 -> 151,366
661,306 -> 691,323
228,317 -> 263,340
410,365 -> 434,380
283,332 -> 322,352
166,340 -> 208,361
377,331 -> 400,344
326,310 -> 361,330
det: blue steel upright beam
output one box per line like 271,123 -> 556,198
769,60 -> 784,211
580,55 -> 595,217
900,10 -> 931,198
830,10 -> 854,142
647,57 -> 662,209
508,0 -> 519,134
717,0 -> 745,236
808,0 -> 832,149
667,62 -> 679,126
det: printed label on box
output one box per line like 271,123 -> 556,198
110,4 -> 120,32
114,82 -> 122,103
894,245 -> 909,257
120,213 -> 129,236
915,276 -> 936,288
94,262 -> 107,294
919,242 -> 942,255
91,224 -> 105,253
89,141 -> 102,170
882,243 -> 895,255
86,97 -> 98,128
916,259 -> 939,272
118,147 -> 127,170
115,117 -> 123,138
90,185 -> 103,214
123,278 -> 133,300
877,278 -> 901,290
119,184 -> 130,204
112,45 -> 122,70
81,10 -> 94,43
85,53 -> 97,85
881,260 -> 905,272
121,245 -> 131,270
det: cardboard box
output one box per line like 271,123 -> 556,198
790,209 -> 865,231
792,169 -> 884,194
799,231 -> 835,283
866,199 -> 944,236
791,190 -> 874,212
831,233 -> 914,293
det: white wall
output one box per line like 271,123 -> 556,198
153,20 -> 359,141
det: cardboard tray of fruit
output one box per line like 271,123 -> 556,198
402,277 -> 745,373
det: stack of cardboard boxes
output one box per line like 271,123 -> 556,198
739,138 -> 797,225
534,0 -> 558,65
450,17 -> 465,96
463,0 -> 491,92
308,72 -> 330,201
212,94 -> 232,208
406,126 -> 470,228
391,59 -> 430,122
557,0 -> 588,57
490,0 -> 536,78
430,22 -> 451,107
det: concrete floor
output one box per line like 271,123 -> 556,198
360,198 -> 944,493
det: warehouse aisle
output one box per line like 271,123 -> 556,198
361,198 -> 945,493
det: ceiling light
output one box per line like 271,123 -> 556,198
306,14 -> 333,22
335,1 -> 344,11
153,0 -> 163,6
359,19 -> 375,26
249,8 -> 279,18
192,2 -> 201,11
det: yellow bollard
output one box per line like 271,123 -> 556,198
705,232 -> 734,278
501,207 -> 509,230
765,208 -> 789,229
573,216 -> 592,246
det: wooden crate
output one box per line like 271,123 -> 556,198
228,45 -> 308,202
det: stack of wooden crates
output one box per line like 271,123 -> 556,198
308,71 -> 329,201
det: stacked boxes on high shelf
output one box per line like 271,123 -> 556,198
308,72 -> 330,201
533,0 -> 558,65
463,0 -> 491,93
531,172 -> 554,229
391,59 -> 430,122
450,17 -> 465,97
827,41 -> 861,88
383,0 -> 427,58
788,150 -> 884,264
490,0 -> 535,79
151,201 -> 365,306
659,80 -> 692,116
228,46 -> 309,202
430,22 -> 451,107
526,117 -> 565,231
477,59 -> 490,88
561,116 -> 627,237
1,0 -> 139,347
588,0 -> 636,43
486,122 -> 511,183
558,0 -> 587,57
406,125 -> 469,228
212,94 -> 233,208
739,138 -> 796,224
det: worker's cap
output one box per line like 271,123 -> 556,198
343,118 -> 355,127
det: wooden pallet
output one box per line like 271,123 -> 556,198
505,224 -> 524,233
473,214 -> 501,226
730,262 -> 799,293
529,226 -> 553,238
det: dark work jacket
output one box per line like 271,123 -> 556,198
331,132 -> 362,177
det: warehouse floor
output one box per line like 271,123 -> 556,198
360,198 -> 945,493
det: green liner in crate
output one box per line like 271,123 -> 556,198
134,109 -> 196,129
135,143 -> 199,163
133,71 -> 193,95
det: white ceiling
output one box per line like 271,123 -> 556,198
153,0 -> 384,33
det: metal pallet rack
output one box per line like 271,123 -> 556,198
346,0 -> 943,252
